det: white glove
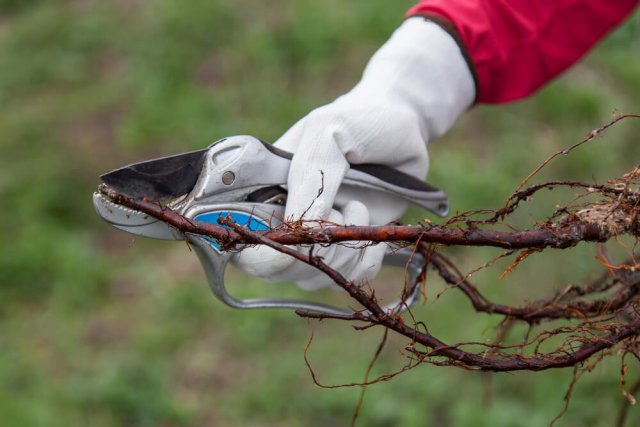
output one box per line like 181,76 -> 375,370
233,18 -> 475,289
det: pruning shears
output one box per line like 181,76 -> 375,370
93,136 -> 448,316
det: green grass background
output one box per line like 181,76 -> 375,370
0,1 -> 639,426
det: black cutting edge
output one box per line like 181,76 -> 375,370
100,148 -> 208,200
100,139 -> 441,201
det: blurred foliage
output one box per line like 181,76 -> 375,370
0,1 -> 638,426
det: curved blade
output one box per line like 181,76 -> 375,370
101,148 -> 208,200
93,193 -> 183,240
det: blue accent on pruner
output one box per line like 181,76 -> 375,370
194,211 -> 270,253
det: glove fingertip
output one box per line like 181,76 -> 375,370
341,200 -> 370,225
232,246 -> 296,278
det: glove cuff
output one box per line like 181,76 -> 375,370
344,18 -> 476,142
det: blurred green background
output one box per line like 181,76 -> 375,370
0,1 -> 639,426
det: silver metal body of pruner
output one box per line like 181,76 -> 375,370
93,136 -> 448,316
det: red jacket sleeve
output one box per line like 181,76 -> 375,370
407,0 -> 638,103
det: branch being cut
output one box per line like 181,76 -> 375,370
98,184 -> 636,250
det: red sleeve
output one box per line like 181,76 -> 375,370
407,0 -> 638,104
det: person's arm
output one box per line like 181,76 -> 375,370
407,0 -> 638,103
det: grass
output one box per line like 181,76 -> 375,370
0,1 -> 638,426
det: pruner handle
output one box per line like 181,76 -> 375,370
184,202 -> 425,316
188,233 -> 425,316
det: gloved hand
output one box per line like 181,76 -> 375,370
233,17 -> 475,289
